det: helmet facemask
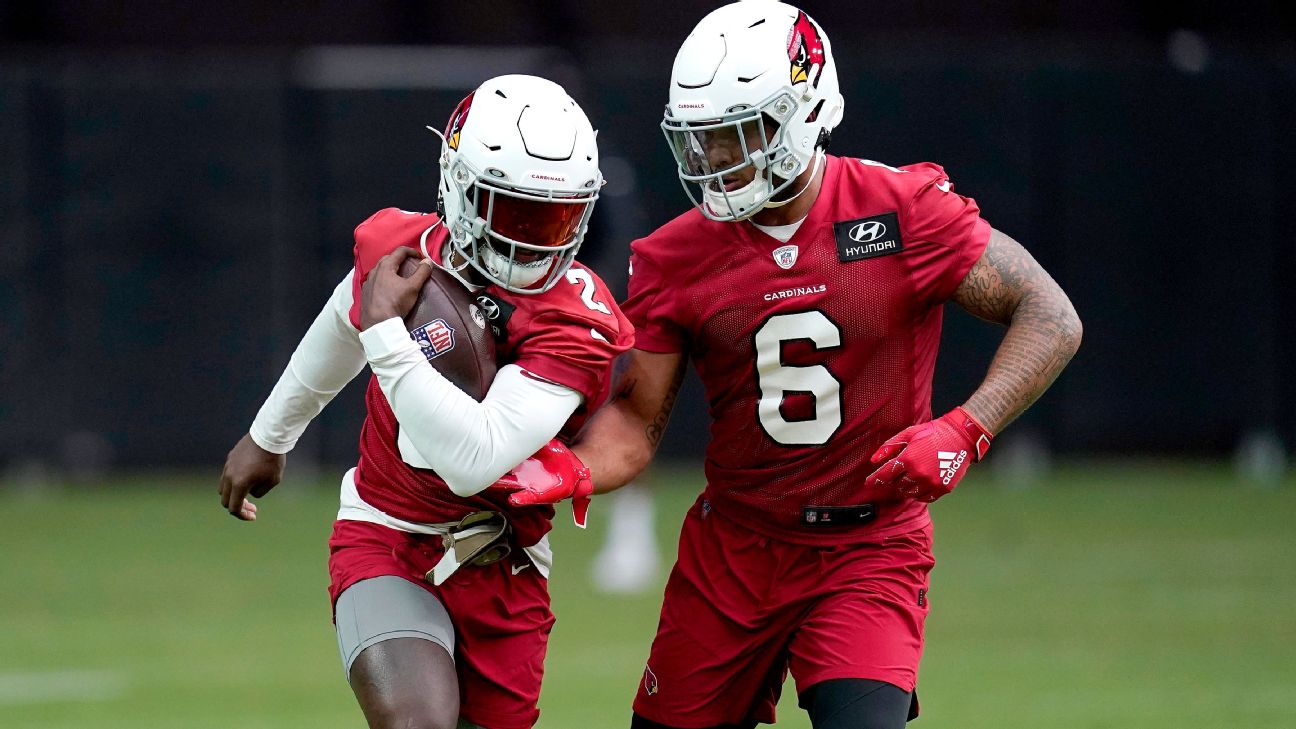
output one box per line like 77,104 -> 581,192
440,153 -> 598,293
662,90 -> 805,222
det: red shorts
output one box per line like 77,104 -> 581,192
327,520 -> 554,729
633,496 -> 934,727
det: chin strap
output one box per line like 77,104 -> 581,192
761,151 -> 825,210
418,220 -> 444,260
700,148 -> 824,221
429,233 -> 481,291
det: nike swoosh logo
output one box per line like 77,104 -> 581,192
935,180 -> 952,193
512,563 -> 531,575
590,328 -> 608,342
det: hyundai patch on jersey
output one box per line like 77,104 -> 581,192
833,212 -> 903,262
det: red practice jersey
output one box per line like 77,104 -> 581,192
346,208 -> 633,546
623,156 -> 990,545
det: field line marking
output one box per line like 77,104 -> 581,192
0,669 -> 129,704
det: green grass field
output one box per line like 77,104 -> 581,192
2,462 -> 1294,728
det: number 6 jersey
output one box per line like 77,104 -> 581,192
623,156 -> 991,544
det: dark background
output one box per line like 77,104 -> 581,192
1,1 -> 1293,473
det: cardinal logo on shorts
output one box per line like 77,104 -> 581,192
786,11 -> 825,87
643,665 -> 659,696
772,244 -> 799,269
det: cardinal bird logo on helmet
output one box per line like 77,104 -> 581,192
786,11 -> 825,87
445,91 -> 474,151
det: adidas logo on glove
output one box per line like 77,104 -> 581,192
938,449 -> 967,486
867,407 -> 992,503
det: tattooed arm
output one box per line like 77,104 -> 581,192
572,349 -> 688,494
952,229 -> 1083,434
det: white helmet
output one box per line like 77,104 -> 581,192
435,74 -> 602,293
662,1 -> 844,221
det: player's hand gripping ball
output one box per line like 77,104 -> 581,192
360,247 -> 430,330
866,407 -> 992,503
396,252 -> 498,400
362,247 -> 499,400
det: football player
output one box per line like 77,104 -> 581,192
516,3 -> 1083,728
217,74 -> 631,729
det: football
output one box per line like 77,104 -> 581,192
399,257 -> 497,400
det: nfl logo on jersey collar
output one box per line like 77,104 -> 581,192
772,245 -> 799,269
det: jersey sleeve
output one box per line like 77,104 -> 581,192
900,164 -> 992,306
347,208 -> 433,329
511,290 -> 634,407
248,271 -> 366,453
360,315 -> 583,497
621,242 -> 688,353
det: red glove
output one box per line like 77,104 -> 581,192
866,407 -> 992,503
492,439 -> 594,528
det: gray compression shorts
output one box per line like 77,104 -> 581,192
334,575 -> 456,679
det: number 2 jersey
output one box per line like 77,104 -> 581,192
346,207 -> 633,548
623,156 -> 991,545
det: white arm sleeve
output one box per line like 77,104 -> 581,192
359,318 -> 583,498
248,271 -> 367,454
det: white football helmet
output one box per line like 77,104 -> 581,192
434,74 -> 602,293
662,1 -> 844,221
